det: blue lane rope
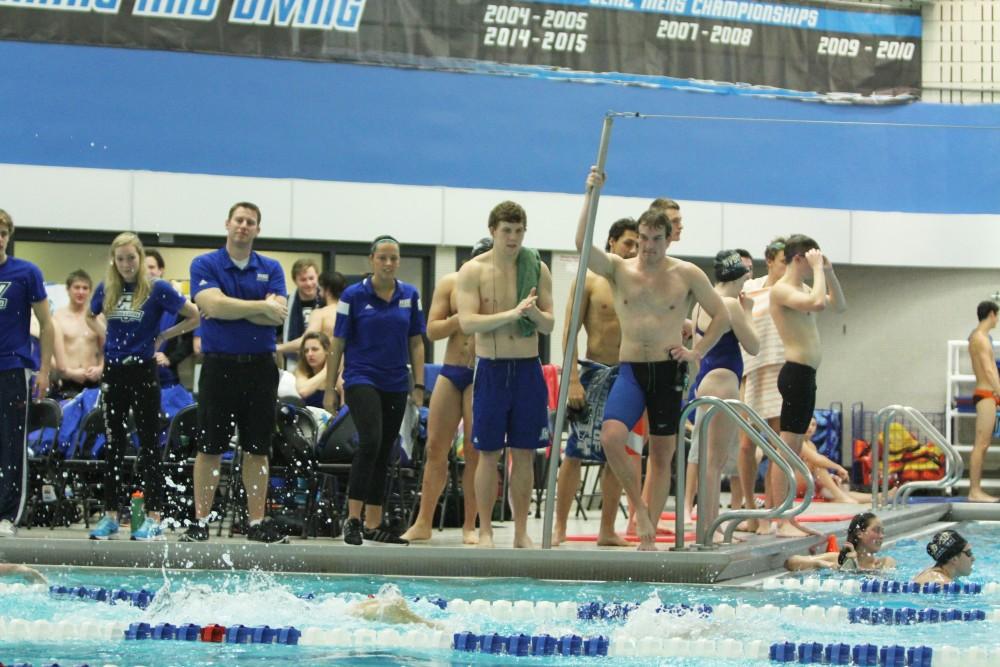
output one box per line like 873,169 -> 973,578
769,641 -> 932,666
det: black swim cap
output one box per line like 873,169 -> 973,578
926,529 -> 967,565
713,249 -> 750,283
470,237 -> 493,258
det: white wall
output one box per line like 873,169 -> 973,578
4,163 -> 999,270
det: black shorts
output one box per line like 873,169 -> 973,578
778,361 -> 817,435
197,354 -> 278,456
604,359 -> 687,436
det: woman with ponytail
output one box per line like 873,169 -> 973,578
785,512 -> 896,572
86,233 -> 199,540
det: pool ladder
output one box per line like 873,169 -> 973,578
674,397 -> 815,548
870,405 -> 963,511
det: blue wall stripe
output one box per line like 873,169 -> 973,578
1,40 -> 997,214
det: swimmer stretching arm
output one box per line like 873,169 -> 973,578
822,257 -> 847,314
425,275 -> 461,342
673,270 -> 729,365
0,564 -> 46,584
574,169 -> 618,281
772,249 -> 827,313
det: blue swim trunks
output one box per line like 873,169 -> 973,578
437,363 -> 474,393
604,360 -> 687,437
472,357 -> 550,452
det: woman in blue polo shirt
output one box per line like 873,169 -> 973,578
327,235 -> 426,545
86,233 -> 199,541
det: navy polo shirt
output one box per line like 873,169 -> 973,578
0,257 -> 47,372
91,279 -> 187,363
334,277 -> 425,393
190,248 -> 286,355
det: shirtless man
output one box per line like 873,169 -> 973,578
303,271 -> 346,406
402,240 -> 492,544
769,234 -> 846,537
578,168 -> 729,550
52,269 -> 103,396
966,300 -> 1000,502
553,218 -> 640,547
649,198 -> 683,244
305,271 -> 346,338
456,202 -> 555,548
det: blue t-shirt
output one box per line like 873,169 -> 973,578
190,248 -> 287,355
334,277 -> 426,393
0,257 -> 47,372
91,279 -> 187,363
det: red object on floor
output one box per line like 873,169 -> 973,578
563,532 -> 696,543
200,624 -> 226,642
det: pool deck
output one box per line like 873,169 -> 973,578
0,499 -> 976,584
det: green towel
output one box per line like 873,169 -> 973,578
516,247 -> 541,337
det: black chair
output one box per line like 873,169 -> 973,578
63,406 -> 111,528
23,399 -> 67,529
161,403 -> 200,525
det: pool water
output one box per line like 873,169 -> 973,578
3,521 -> 1000,666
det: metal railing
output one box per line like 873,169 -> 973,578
675,397 -> 814,548
871,404 -> 963,510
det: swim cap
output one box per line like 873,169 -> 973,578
926,529 -> 967,565
470,237 -> 493,258
713,250 -> 750,283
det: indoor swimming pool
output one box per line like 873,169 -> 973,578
2,521 -> 999,666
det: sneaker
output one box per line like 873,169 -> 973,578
343,517 -> 364,546
246,520 -> 289,544
89,516 -> 120,541
367,522 -> 409,545
131,518 -> 165,541
0,519 -> 17,538
179,522 -> 209,543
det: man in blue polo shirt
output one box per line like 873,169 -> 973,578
183,202 -> 288,544
0,209 -> 55,538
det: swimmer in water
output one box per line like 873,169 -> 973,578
0,563 -> 46,584
914,529 -> 975,584
784,512 -> 895,572
349,584 -> 441,628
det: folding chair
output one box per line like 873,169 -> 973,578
161,403 -> 200,525
23,399 -> 66,529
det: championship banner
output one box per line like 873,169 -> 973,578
0,0 -> 921,98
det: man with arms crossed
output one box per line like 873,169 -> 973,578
966,300 -> 1000,502
769,234 -> 846,537
554,218 -> 640,547
402,240 -> 493,544
0,209 -> 54,537
577,169 -> 729,550
53,270 -> 103,396
183,202 -> 289,544
457,202 -> 555,549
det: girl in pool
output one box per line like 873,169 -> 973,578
785,512 -> 896,572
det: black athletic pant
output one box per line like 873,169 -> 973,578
0,369 -> 30,523
101,360 -> 162,514
344,384 -> 407,507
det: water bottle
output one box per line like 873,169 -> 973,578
130,491 -> 145,532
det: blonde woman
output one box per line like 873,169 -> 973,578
87,233 -> 198,540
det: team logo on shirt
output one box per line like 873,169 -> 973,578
109,294 -> 144,322
0,282 -> 9,310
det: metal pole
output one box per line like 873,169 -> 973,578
541,114 -> 615,549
